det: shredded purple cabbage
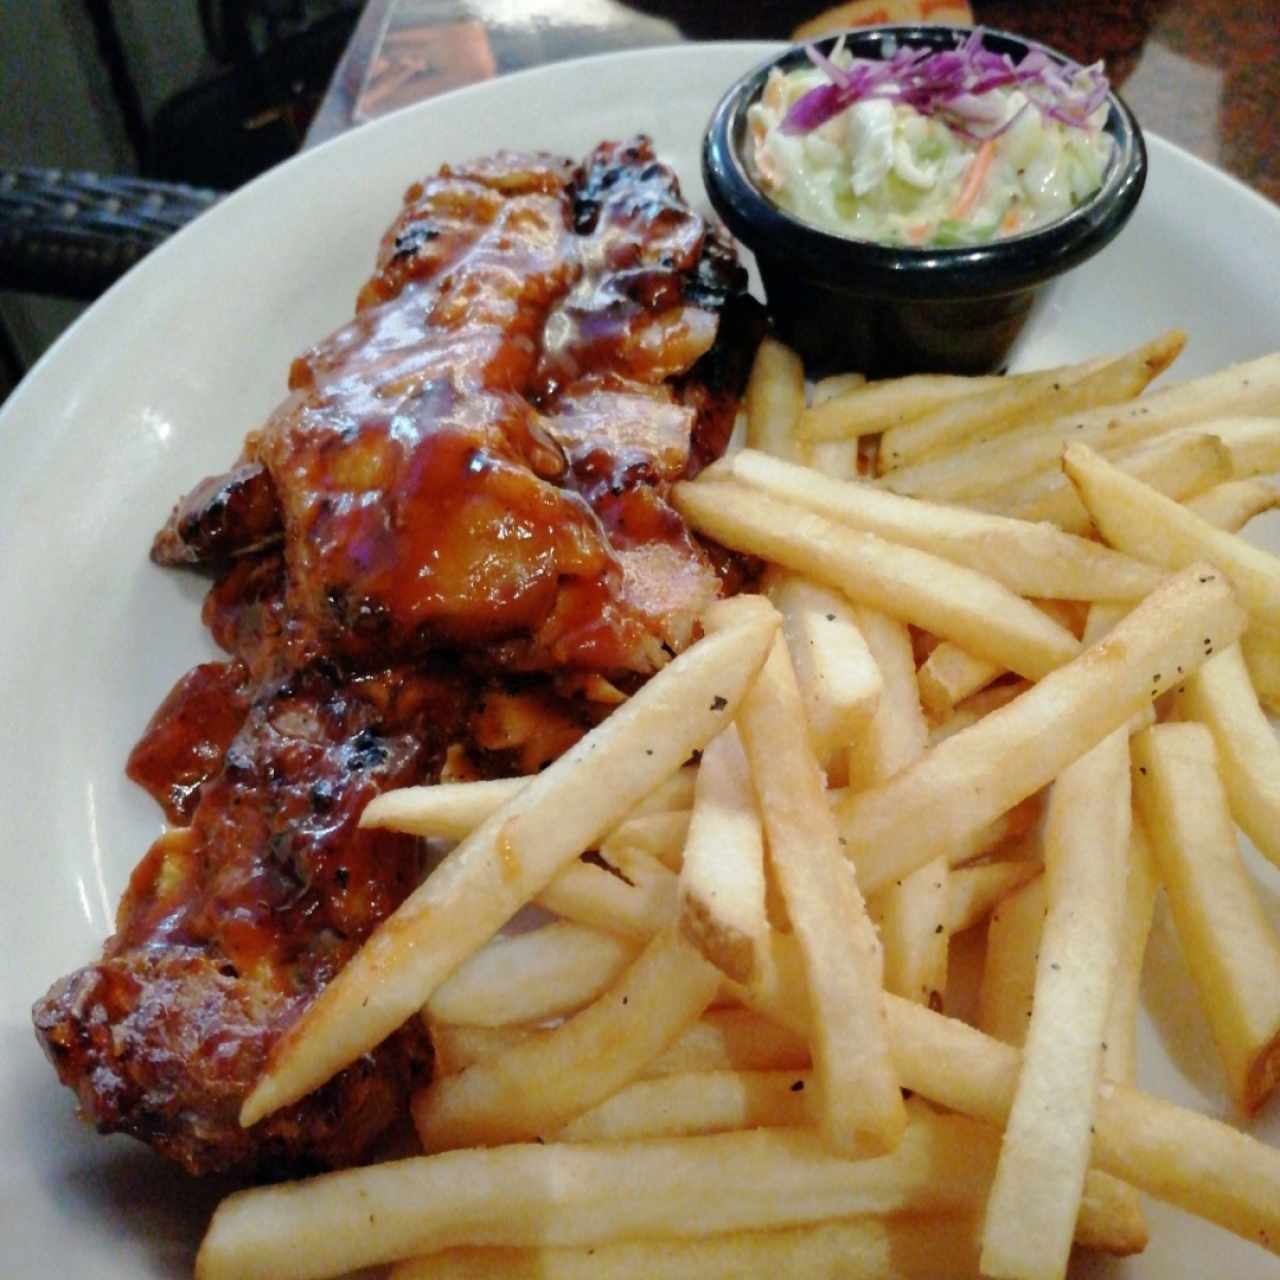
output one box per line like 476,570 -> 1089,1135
780,28 -> 1109,141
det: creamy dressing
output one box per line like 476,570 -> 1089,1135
748,58 -> 1112,248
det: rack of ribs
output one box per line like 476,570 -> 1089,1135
33,138 -> 764,1177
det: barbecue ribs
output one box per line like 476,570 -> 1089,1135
33,138 -> 763,1177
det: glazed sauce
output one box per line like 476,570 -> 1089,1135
33,139 -> 761,1177
126,662 -> 254,822
254,139 -> 733,677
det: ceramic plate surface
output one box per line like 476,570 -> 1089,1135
1,41 -> 1278,1278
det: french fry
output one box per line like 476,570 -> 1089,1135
917,642 -> 1002,721
425,923 -> 639,1028
842,612 -> 944,1008
975,837 -> 1154,1257
946,861 -> 1041,935
888,991 -> 1280,1254
678,728 -> 768,982
836,566 -> 1247,896
414,928 -> 720,1150
1039,595 -> 1090,637
976,873 -> 1046,1045
1242,625 -> 1280,713
835,602 -> 947,1007
879,860 -> 949,1007
845,608 -> 929,790
916,605 -> 1086,725
1195,415 -> 1280,476
875,748 -> 1042,871
1131,723 -> 1280,1112
430,1024 -> 531,1076
723,449 -> 1164,602
1064,442 -> 1280,632
1087,820 -> 1161,1251
806,439 -> 861,480
555,1068 -> 812,1141
876,356 -> 1108,472
796,371 -> 1008,442
927,679 -> 1029,746
1079,597 -> 1158,736
878,332 -> 1183,471
764,572 -> 882,765
640,1009 -> 810,1076
361,778 -> 526,841
240,596 -> 779,1125
844,603 -> 947,1004
362,768 -> 697,843
745,336 -> 805,459
960,791 -> 1046,866
1080,607 -> 1141,673
1073,1173 -> 1150,1256
537,854 -> 676,940
834,565 -> 1244,896
392,1213 -> 985,1280
805,371 -> 869,480
600,810 -> 690,873
1081,598 -> 1130,643
879,351 -> 1280,501
991,430 -> 1230,534
431,1009 -> 811,1079
736,636 -> 904,1152
813,372 -> 868,400
1105,822 -> 1159,1089
1187,477 -> 1280,530
831,789 -> 1037,873
980,728 -> 1131,1280
737,936 -> 1280,1253
1175,643 -> 1280,869
198,1107 -> 1002,1280
625,767 -> 699,817
675,481 -> 1081,680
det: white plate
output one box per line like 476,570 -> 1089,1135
1,41 -> 1278,1279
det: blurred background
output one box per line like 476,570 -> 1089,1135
0,0 -> 362,398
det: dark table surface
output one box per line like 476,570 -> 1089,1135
306,0 -> 1279,205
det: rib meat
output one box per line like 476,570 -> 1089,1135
33,137 -> 763,1177
38,665 -> 460,1176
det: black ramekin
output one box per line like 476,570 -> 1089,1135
703,26 -> 1147,376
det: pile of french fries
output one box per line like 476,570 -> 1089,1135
196,331 -> 1280,1280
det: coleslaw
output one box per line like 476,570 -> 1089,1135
747,32 -> 1113,248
